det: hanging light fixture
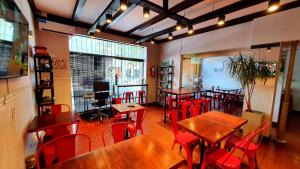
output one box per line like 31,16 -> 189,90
175,22 -> 182,31
95,25 -> 101,32
168,33 -> 173,40
267,47 -> 271,52
120,0 -> 128,11
150,39 -> 155,44
106,13 -> 112,23
89,32 -> 95,39
188,25 -> 194,34
268,0 -> 280,12
28,30 -> 33,38
143,7 -> 150,18
217,15 -> 225,26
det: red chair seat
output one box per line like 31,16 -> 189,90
176,131 -> 198,145
206,148 -> 241,169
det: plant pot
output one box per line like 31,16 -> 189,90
242,110 -> 265,143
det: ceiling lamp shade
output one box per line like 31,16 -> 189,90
150,39 -> 155,44
143,7 -> 150,18
188,26 -> 194,34
120,0 -> 128,11
89,32 -> 95,38
106,14 -> 112,23
168,33 -> 173,40
175,22 -> 182,31
95,25 -> 101,32
217,15 -> 225,26
268,0 -> 280,12
267,47 -> 271,52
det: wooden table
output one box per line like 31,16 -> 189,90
177,111 -> 247,167
162,88 -> 201,124
46,135 -> 184,169
111,103 -> 145,114
27,112 -> 80,133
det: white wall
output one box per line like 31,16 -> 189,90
0,0 -> 37,168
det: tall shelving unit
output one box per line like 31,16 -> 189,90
34,54 -> 55,115
156,65 -> 174,105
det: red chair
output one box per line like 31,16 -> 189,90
102,122 -> 135,146
224,121 -> 271,169
123,92 -> 134,103
193,99 -> 207,112
162,96 -> 176,123
36,121 -> 79,145
170,110 -> 199,169
189,104 -> 202,117
180,101 -> 192,120
36,134 -> 91,169
202,131 -> 257,169
50,104 -> 71,115
127,109 -> 146,136
136,90 -> 146,104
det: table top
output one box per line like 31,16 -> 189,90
112,103 -> 145,113
27,112 -> 80,133
162,88 -> 200,95
46,135 -> 184,169
177,111 -> 247,144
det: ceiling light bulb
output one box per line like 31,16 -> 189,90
267,47 -> 271,52
120,0 -> 128,11
150,39 -> 154,44
168,33 -> 173,40
95,25 -> 101,32
218,15 -> 225,26
143,7 -> 150,18
268,0 -> 280,12
188,26 -> 194,34
176,22 -> 182,31
106,14 -> 112,24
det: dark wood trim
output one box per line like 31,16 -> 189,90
163,0 -> 168,9
127,0 -> 203,34
27,0 -> 39,15
251,42 -> 281,49
72,0 -> 86,22
137,0 -> 268,43
157,1 -> 300,43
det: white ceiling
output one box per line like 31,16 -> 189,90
33,0 -> 296,41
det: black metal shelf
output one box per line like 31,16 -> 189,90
156,65 -> 173,105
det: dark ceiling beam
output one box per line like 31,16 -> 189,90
126,0 -> 204,34
88,0 -> 122,33
72,0 -> 86,22
101,2 -> 140,30
157,1 -> 300,43
137,0 -> 268,43
27,0 -> 39,15
38,14 -> 142,40
130,0 -> 191,25
163,0 -> 168,9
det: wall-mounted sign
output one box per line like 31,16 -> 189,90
52,59 -> 68,69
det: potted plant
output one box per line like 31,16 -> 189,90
228,53 -> 272,140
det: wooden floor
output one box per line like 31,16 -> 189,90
77,105 -> 300,169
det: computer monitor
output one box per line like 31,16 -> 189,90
93,81 -> 109,92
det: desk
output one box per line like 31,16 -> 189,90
177,111 -> 247,168
27,112 -> 80,133
162,88 -> 201,124
46,135 -> 184,169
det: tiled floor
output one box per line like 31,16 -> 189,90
77,106 -> 300,169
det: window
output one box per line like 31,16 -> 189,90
69,35 -> 146,112
0,18 -> 14,41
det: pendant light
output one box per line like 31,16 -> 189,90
143,7 -> 150,18
175,22 -> 182,31
217,15 -> 225,26
89,32 -> 95,39
95,25 -> 101,32
268,0 -> 280,12
106,13 -> 112,23
120,0 -> 128,11
267,47 -> 271,52
168,33 -> 173,40
188,26 -> 194,34
150,39 -> 155,44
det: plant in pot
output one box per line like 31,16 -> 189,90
228,53 -> 272,140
